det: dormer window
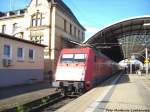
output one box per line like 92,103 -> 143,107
31,12 -> 42,27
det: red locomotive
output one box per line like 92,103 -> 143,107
54,47 -> 119,94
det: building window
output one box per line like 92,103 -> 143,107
70,24 -> 72,35
3,45 -> 11,59
36,0 -> 38,6
74,27 -> 76,37
31,13 -> 42,27
41,14 -> 45,26
78,30 -> 80,39
29,49 -> 35,61
35,0 -> 41,6
82,32 -> 84,41
2,25 -> 6,33
37,13 -> 41,26
64,19 -> 67,32
32,15 -> 36,27
17,47 -> 24,60
31,36 -> 43,44
13,23 -> 18,33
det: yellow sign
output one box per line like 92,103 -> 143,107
144,58 -> 149,63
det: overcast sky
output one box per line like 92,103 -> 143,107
0,0 -> 150,40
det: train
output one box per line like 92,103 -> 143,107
53,47 -> 120,95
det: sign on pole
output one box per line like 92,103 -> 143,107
144,58 -> 149,63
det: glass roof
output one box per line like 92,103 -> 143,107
86,16 -> 150,62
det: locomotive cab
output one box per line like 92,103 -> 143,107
54,51 -> 88,95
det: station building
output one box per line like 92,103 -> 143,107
0,33 -> 46,87
0,0 -> 85,75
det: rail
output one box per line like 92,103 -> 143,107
3,91 -> 63,112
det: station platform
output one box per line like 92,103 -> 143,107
56,74 -> 150,112
0,82 -> 55,111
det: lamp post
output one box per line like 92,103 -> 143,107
143,23 -> 150,75
145,47 -> 149,75
130,59 -> 132,74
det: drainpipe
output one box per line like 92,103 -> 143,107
50,0 -> 56,72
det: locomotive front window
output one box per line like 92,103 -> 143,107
74,54 -> 86,62
61,53 -> 86,63
61,54 -> 74,63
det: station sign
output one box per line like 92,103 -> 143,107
144,58 -> 149,63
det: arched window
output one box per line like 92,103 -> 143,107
31,12 -> 42,27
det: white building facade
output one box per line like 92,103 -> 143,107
0,0 -> 85,74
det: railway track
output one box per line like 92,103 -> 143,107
3,91 -> 64,112
29,92 -> 64,112
1,87 -> 80,112
40,96 -> 76,112
23,92 -> 78,112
